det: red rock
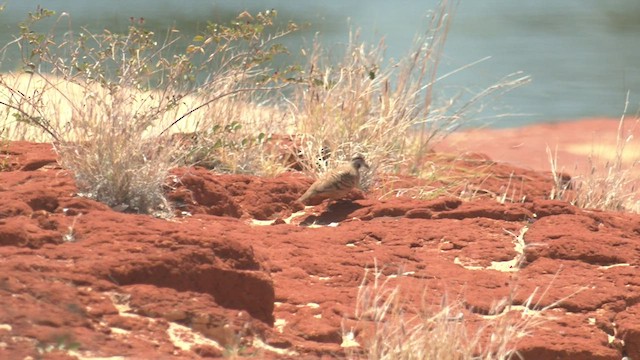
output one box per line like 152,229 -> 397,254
2,141 -> 57,171
0,136 -> 639,359
192,344 -> 224,357
617,303 -> 640,359
58,197 -> 111,215
0,216 -> 63,248
525,213 -> 637,265
517,309 -> 620,360
530,198 -> 577,218
0,199 -> 32,218
434,198 -> 534,221
168,168 -> 308,219
168,167 -> 244,217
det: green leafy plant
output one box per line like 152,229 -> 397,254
184,120 -> 272,172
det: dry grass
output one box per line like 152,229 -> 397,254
0,72 -> 185,213
0,9 -> 294,213
548,94 -> 640,212
344,261 -> 571,360
375,153 -> 529,205
0,72 -> 186,213
0,1 -> 533,210
177,92 -> 291,176
376,157 -> 492,200
287,0 -> 529,194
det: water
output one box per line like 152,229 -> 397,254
1,0 -> 639,128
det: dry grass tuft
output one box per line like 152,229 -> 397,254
345,261 -> 572,360
0,71 -> 183,213
179,94 -> 291,176
548,94 -> 640,212
0,9 -> 295,213
288,0 -> 529,194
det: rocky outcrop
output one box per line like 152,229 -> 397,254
0,140 -> 638,359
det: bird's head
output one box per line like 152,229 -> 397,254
351,154 -> 369,170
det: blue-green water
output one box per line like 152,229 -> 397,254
1,0 -> 639,128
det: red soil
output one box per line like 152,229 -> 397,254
1,119 -> 639,359
435,117 -> 640,174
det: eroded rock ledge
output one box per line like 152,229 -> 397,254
0,141 -> 638,359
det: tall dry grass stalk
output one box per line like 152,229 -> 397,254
548,93 -> 640,212
289,0 -> 530,191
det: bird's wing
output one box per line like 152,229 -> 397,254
315,167 -> 356,193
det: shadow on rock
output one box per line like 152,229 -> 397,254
300,201 -> 365,226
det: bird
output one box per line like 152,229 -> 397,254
298,154 -> 369,205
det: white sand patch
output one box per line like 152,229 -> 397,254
0,72 -> 288,142
296,302 -> 320,309
274,318 -> 287,333
249,210 -> 308,226
309,275 -> 331,281
167,322 -> 223,352
286,210 -> 306,223
567,143 -> 640,163
108,293 -> 135,317
454,226 -> 528,273
106,291 -> 296,357
252,337 -> 298,356
304,220 -> 340,228
387,271 -> 416,279
453,257 -> 484,270
599,263 -> 630,270
66,352 -> 126,360
108,327 -> 131,336
479,305 -> 543,320
488,226 -> 527,272
106,292 -> 223,352
249,219 -> 276,226
341,331 -> 360,348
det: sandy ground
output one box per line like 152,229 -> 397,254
435,117 -> 640,175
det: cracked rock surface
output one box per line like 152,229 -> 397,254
0,140 -> 638,359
